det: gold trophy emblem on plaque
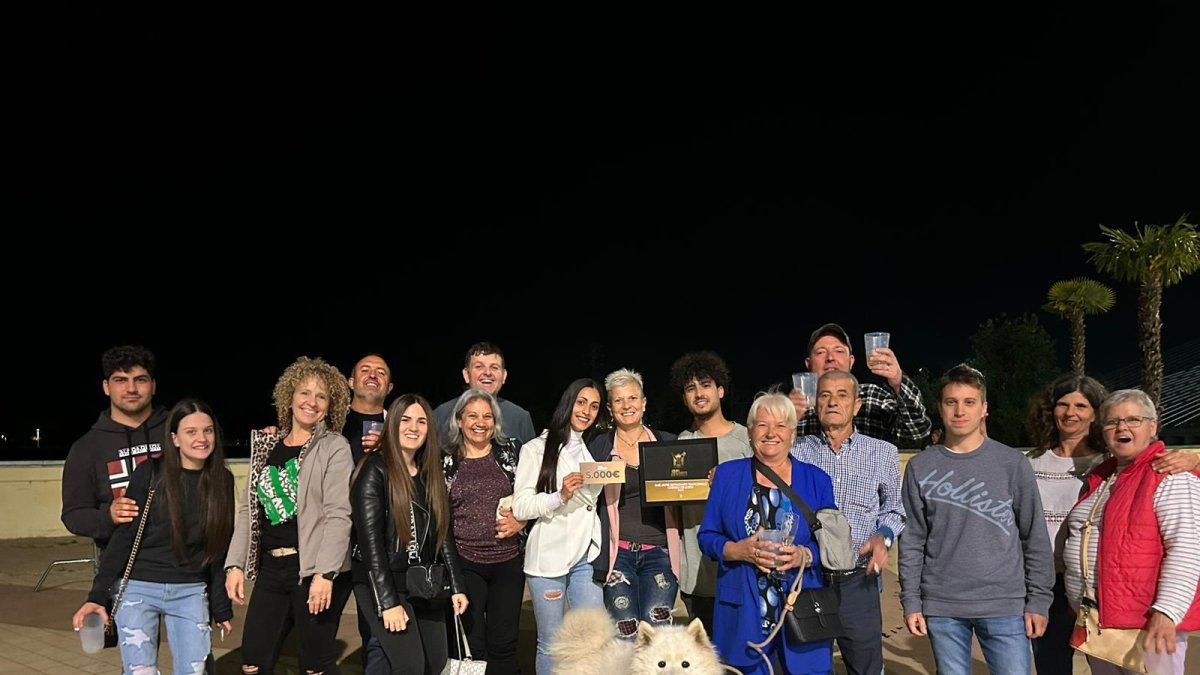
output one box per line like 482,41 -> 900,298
671,451 -> 687,477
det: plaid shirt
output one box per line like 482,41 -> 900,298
798,374 -> 931,448
790,430 -> 906,568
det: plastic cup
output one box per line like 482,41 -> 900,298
79,611 -> 105,654
758,529 -> 785,570
864,332 -> 890,368
791,372 -> 817,405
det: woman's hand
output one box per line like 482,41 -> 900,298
382,605 -> 409,632
1152,449 -> 1200,475
723,529 -> 777,574
72,602 -> 108,630
225,567 -> 246,605
308,574 -> 334,615
559,471 -> 584,502
775,543 -> 813,571
495,509 -> 525,539
216,620 -> 232,642
1143,610 -> 1178,655
451,593 -> 470,616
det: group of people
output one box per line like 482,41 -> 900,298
59,327 -> 1198,675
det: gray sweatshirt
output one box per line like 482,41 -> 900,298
899,438 -> 1054,618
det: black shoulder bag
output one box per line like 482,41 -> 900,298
403,501 -> 450,606
750,459 -> 844,644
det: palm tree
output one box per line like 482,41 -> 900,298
1083,214 -> 1200,407
1043,277 -> 1115,375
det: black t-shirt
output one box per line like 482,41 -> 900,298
258,439 -> 302,551
343,409 -> 385,466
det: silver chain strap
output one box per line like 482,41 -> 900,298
105,487 -> 156,636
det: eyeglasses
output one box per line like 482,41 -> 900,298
1101,416 -> 1154,431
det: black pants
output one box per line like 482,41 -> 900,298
1032,573 -> 1075,675
241,554 -> 354,674
680,592 -> 714,637
829,569 -> 883,675
355,583 -> 449,675
458,555 -> 524,675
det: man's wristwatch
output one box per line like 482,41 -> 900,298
317,571 -> 339,581
880,534 -> 894,549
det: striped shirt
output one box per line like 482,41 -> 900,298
1063,470 -> 1200,624
790,430 -> 905,567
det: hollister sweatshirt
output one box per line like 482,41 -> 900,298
899,438 -> 1054,618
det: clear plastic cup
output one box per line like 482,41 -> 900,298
791,372 -> 817,405
758,529 -> 785,570
79,611 -> 106,654
864,332 -> 890,368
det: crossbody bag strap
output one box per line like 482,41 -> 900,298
1078,475 -> 1114,604
106,486 -> 157,633
752,458 -> 821,536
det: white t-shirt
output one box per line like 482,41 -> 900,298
1028,449 -> 1105,569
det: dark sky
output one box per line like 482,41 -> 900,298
5,3 -> 1197,457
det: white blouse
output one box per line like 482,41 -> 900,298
511,430 -> 603,578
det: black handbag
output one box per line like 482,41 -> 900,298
405,562 -> 451,604
781,583 -> 843,644
402,499 -> 451,605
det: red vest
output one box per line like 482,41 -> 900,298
1080,441 -> 1200,630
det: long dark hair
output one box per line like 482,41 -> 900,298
1027,374 -> 1108,456
365,394 -> 450,552
536,378 -> 604,493
161,399 -> 234,566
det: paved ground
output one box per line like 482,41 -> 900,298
4,536 -> 1196,674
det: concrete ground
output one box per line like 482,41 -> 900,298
4,536 -> 1196,674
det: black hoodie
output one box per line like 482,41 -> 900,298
61,407 -> 169,549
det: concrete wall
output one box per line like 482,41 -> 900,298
3,449 -> 1196,539
0,460 -> 252,539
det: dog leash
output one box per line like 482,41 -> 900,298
744,566 -> 806,675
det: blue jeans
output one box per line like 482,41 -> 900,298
926,615 -> 1031,675
114,580 -> 210,675
526,557 -> 603,675
603,546 -> 678,638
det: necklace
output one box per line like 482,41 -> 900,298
615,426 -> 644,466
616,426 -> 644,447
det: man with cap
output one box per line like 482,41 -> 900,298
791,370 -> 905,675
789,322 -> 931,447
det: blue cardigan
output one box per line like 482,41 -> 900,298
698,457 -> 836,674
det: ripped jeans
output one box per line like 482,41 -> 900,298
603,546 -> 678,638
526,557 -> 603,675
114,580 -> 210,675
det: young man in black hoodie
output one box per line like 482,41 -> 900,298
61,345 -> 168,553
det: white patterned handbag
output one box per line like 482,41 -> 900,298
441,613 -> 486,675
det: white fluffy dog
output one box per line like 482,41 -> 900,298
549,607 -> 726,675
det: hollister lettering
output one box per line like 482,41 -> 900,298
918,469 -> 1016,535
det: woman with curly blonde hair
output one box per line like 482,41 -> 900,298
225,356 -> 355,675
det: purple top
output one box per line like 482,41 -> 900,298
450,454 -> 521,564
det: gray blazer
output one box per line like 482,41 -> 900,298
226,422 -> 353,582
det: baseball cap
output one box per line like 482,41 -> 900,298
807,323 -> 852,354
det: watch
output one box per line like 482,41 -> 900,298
317,571 -> 339,581
880,534 -> 894,549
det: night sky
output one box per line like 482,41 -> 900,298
6,3 -> 1197,457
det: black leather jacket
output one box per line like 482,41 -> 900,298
350,453 -> 465,613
